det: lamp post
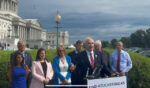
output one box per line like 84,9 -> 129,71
55,11 -> 61,48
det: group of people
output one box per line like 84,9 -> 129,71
8,37 -> 132,88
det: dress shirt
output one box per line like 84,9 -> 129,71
22,51 -> 25,64
18,50 -> 25,64
110,50 -> 132,72
75,50 -> 79,54
86,50 -> 94,64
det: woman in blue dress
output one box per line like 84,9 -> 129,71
8,51 -> 29,88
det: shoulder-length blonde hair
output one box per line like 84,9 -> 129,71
56,45 -> 66,56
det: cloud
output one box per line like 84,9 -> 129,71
18,0 -> 150,43
68,24 -> 150,43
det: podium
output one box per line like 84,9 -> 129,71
87,76 -> 127,88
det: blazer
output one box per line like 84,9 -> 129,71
53,56 -> 71,85
10,51 -> 32,69
100,50 -> 113,77
30,61 -> 54,88
68,51 -> 81,85
68,51 -> 79,65
77,50 -> 111,84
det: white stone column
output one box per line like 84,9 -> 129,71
18,26 -> 20,38
35,30 -> 37,40
24,28 -> 26,40
31,28 -> 32,40
32,29 -> 34,40
37,30 -> 39,40
5,0 -> 7,10
21,26 -> 23,40
22,27 -> 24,40
13,2 -> 15,12
14,2 -> 16,13
0,0 -> 1,10
0,0 -> 2,10
33,29 -> 35,40
34,30 -> 36,40
3,0 -> 5,10
21,27 -> 23,40
29,28 -> 31,40
8,0 -> 10,11
15,3 -> 17,13
20,26 -> 22,39
2,0 -> 4,10
10,1 -> 12,12
0,0 -> 3,10
19,26 -> 21,39
30,28 -> 33,40
6,0 -> 8,11
5,0 -> 7,11
33,29 -> 34,40
29,28 -> 30,40
12,1 -> 14,12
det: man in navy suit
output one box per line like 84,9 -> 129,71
77,37 -> 111,85
10,41 -> 32,88
68,40 -> 83,85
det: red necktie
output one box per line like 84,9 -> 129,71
90,53 -> 94,69
117,52 -> 121,72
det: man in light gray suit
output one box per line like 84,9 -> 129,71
10,41 -> 32,88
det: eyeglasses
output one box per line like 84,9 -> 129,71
58,50 -> 64,52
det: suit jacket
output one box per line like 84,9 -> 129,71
100,50 -> 113,77
68,51 -> 81,85
10,51 -> 32,69
77,50 -> 111,84
30,61 -> 53,88
53,56 -> 71,85
68,51 -> 79,65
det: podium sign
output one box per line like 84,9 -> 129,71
87,76 -> 127,88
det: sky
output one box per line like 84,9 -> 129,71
18,0 -> 150,43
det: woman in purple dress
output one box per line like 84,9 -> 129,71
9,52 -> 29,88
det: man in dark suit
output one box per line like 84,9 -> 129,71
68,40 -> 83,85
10,41 -> 32,88
95,40 -> 113,77
77,37 -> 111,85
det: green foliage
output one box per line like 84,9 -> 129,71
1,49 -> 150,88
111,39 -> 118,48
0,49 -> 74,88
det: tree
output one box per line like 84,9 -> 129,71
111,38 -> 118,48
102,41 -> 110,48
120,37 -> 130,48
130,30 -> 146,48
145,28 -> 150,48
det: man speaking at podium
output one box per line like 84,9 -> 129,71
111,41 -> 132,88
77,37 -> 111,85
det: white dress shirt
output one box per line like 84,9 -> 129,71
86,50 -> 94,64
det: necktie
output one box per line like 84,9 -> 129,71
117,52 -> 121,72
90,53 -> 94,69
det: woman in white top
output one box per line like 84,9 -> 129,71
53,45 -> 72,86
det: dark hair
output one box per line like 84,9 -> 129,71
12,51 -> 25,69
36,48 -> 48,61
74,40 -> 83,46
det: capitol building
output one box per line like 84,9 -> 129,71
0,0 -> 69,50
